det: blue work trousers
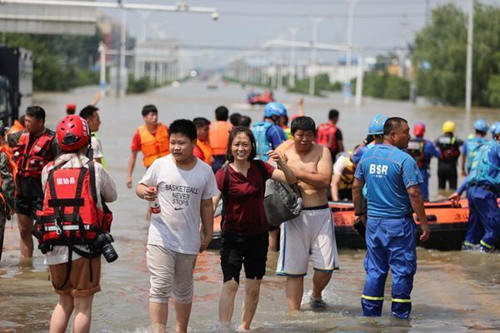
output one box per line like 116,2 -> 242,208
465,185 -> 500,249
361,216 -> 417,319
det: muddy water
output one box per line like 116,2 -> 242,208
1,82 -> 499,332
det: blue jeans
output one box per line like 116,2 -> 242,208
361,216 -> 417,319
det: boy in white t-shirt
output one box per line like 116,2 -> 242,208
136,119 -> 219,333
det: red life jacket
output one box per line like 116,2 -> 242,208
316,123 -> 338,152
34,161 -> 112,248
407,138 -> 425,169
13,131 -> 56,178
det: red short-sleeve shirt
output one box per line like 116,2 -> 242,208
215,161 -> 275,236
130,130 -> 141,152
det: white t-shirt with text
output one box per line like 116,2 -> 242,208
139,154 -> 219,255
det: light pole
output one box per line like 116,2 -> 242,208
345,0 -> 358,103
309,17 -> 322,96
289,27 -> 298,89
465,0 -> 474,117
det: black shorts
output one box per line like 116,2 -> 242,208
220,231 -> 268,284
15,177 -> 44,218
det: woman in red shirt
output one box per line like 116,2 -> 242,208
213,126 -> 296,331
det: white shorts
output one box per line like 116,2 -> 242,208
146,244 -> 197,304
276,207 -> 339,276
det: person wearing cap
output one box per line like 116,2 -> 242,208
38,115 -> 117,333
251,102 -> 287,162
461,119 -> 489,176
435,121 -> 463,191
66,103 -> 76,115
353,117 -> 430,319
449,121 -> 500,252
406,122 -> 440,201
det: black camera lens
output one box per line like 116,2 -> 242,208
101,243 -> 118,263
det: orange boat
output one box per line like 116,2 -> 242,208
210,199 -> 499,251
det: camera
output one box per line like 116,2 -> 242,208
93,233 -> 118,263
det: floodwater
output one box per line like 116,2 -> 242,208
1,81 -> 499,332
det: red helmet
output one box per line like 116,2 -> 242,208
66,103 -> 76,115
57,115 -> 90,152
414,122 -> 426,138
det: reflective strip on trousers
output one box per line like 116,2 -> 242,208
392,298 -> 411,303
362,294 -> 384,301
480,240 -> 493,249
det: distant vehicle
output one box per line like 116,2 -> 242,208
247,90 -> 274,105
0,47 -> 33,126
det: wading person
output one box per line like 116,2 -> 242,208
461,119 -> 489,176
79,105 -> 105,166
406,122 -> 440,201
0,122 -> 16,262
449,121 -> 500,252
352,117 -> 430,319
36,115 -> 117,333
136,119 -> 218,333
126,105 -> 169,189
316,109 -> 344,162
209,106 -> 233,173
276,116 -> 339,311
251,102 -> 287,162
11,106 -> 59,260
435,121 -> 462,191
192,117 -> 213,165
213,127 -> 296,331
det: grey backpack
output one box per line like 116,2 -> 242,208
255,161 -> 303,227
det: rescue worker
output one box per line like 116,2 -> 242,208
35,115 -> 117,333
66,103 -> 76,115
330,149 -> 358,201
126,105 -> 169,189
435,121 -> 462,191
5,115 -> 25,155
406,122 -> 440,201
11,106 -> 59,260
449,121 -> 500,252
193,117 -> 213,165
353,117 -> 430,319
79,105 -> 105,166
251,102 -> 287,161
209,105 -> 232,173
461,119 -> 489,176
316,109 -> 344,162
0,121 -> 16,262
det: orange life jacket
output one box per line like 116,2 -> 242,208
7,120 -> 24,136
34,161 -> 112,248
209,121 -> 232,155
12,130 -> 56,178
196,139 -> 213,165
316,122 -> 338,152
138,123 -> 169,167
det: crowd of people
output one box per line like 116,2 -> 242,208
0,99 -> 498,333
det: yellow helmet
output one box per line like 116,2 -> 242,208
442,121 -> 456,133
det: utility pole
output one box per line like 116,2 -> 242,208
309,18 -> 322,96
345,0 -> 358,103
98,42 -> 107,96
116,0 -> 126,97
289,27 -> 298,89
465,0 -> 474,117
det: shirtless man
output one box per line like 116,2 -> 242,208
276,116 -> 339,311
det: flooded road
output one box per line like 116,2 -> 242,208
1,81 -> 499,332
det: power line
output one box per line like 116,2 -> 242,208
218,11 -> 425,18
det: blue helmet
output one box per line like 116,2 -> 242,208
264,102 -> 287,118
473,119 -> 488,133
491,121 -> 500,137
367,114 -> 388,135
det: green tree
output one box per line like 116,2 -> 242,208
411,2 -> 500,106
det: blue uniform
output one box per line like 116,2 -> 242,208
355,144 -> 423,319
462,136 -> 488,174
251,121 -> 286,161
406,138 -> 440,200
457,141 -> 500,250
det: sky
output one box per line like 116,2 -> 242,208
102,0 -> 497,69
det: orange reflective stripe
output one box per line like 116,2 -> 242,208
209,121 -> 232,155
196,139 -> 213,165
138,124 -> 170,167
